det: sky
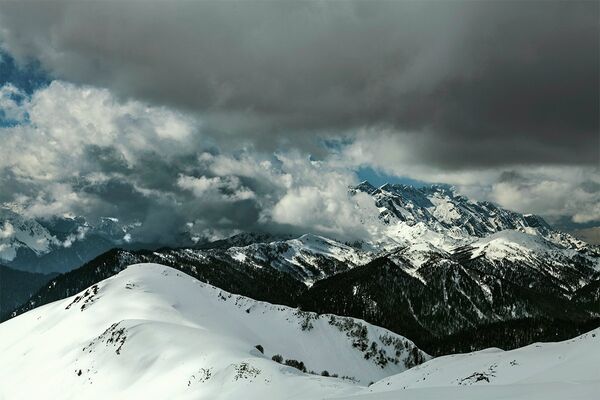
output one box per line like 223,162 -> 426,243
0,1 -> 598,243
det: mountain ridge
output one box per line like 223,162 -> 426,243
0,263 -> 428,399
0,262 -> 597,400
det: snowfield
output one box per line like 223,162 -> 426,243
0,263 -> 427,400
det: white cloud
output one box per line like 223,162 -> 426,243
271,186 -> 374,238
489,168 -> 600,224
0,221 -> 15,239
0,80 -> 197,181
177,174 -> 255,202
0,84 -> 27,122
0,80 -> 202,220
208,152 -> 293,191
268,155 -> 380,240
20,183 -> 91,219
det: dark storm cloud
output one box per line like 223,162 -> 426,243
0,0 -> 597,168
72,151 -> 267,243
0,168 -> 34,203
84,145 -> 131,175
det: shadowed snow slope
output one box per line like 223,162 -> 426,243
0,263 -> 427,400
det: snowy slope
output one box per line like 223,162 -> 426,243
331,381 -> 599,400
370,328 -> 600,389
469,230 -> 573,261
334,328 -> 600,400
0,263 -> 428,400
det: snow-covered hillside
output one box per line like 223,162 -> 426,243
337,328 -> 600,400
1,263 -> 597,400
460,230 -> 599,274
0,263 -> 428,400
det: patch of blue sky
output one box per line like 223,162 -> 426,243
0,51 -> 51,127
0,111 -> 24,127
0,51 -> 50,94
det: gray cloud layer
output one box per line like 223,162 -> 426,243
0,78 -> 597,246
1,1 -> 597,167
0,1 -> 598,243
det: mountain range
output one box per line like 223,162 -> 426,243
3,182 -> 598,356
0,207 -> 141,273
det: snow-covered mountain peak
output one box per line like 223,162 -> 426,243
294,233 -> 350,249
0,207 -> 57,261
354,180 -> 377,194
0,209 -> 145,272
350,181 -> 584,251
473,230 -> 559,256
460,229 -> 594,267
0,263 -> 429,399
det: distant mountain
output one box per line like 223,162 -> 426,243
0,264 -> 427,399
193,232 -> 291,250
0,265 -> 56,315
1,181 -> 590,275
0,208 -> 152,273
224,233 -> 373,284
350,181 -> 584,250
